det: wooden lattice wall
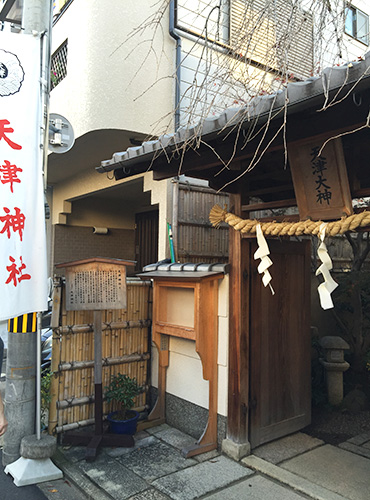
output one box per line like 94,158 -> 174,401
48,278 -> 152,435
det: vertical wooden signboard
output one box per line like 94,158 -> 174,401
56,257 -> 134,461
288,134 -> 353,220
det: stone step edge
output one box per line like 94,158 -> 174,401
52,449 -> 113,500
242,455 -> 347,500
338,441 -> 370,459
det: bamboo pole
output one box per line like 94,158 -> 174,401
53,319 -> 150,335
48,281 -> 62,434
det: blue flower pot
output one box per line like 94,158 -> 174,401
107,410 -> 139,435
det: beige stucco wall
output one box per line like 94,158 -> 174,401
50,0 -> 174,138
50,170 -> 171,265
49,0 -> 176,263
151,275 -> 229,417
51,171 -> 146,225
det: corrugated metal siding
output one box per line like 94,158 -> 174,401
177,184 -> 229,263
230,0 -> 314,79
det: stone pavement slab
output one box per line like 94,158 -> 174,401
281,444 -> 370,500
37,478 -> 88,500
79,453 -> 149,500
59,444 -> 87,463
127,489 -> 169,500
52,448 -> 112,500
146,423 -> 220,462
152,455 -> 253,500
206,474 -> 307,499
242,455 -> 346,500
147,424 -> 198,451
338,441 -> 370,459
52,428 -> 370,500
345,431 -> 370,446
105,433 -> 158,458
252,432 -> 324,464
117,440 -> 197,481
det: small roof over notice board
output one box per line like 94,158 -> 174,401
56,257 -> 136,311
137,261 -> 229,281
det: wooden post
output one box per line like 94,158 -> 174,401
93,310 -> 103,435
225,192 -> 250,458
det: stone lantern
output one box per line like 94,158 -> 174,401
319,336 -> 350,406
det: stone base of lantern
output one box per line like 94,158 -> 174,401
320,359 -> 350,406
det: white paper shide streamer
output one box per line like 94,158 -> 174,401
316,223 -> 338,310
254,224 -> 275,295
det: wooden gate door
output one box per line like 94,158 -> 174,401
249,239 -> 311,449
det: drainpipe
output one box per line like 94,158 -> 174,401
169,0 -> 181,131
169,1 -> 181,260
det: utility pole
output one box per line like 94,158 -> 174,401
2,0 -> 52,468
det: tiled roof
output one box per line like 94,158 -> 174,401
137,261 -> 229,279
97,52 -> 370,174
143,261 -> 228,272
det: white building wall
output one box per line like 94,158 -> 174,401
309,0 -> 370,71
50,0 -> 174,139
143,175 -> 173,261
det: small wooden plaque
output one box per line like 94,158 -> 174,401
288,134 -> 353,220
56,258 -> 135,311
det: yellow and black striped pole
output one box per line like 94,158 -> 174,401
3,311 -> 39,465
8,313 -> 37,334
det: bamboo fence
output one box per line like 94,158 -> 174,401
48,277 -> 152,435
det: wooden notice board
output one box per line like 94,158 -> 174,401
55,257 -> 136,461
288,133 -> 353,220
62,258 -> 134,311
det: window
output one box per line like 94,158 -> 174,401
345,5 -> 369,45
50,40 -> 68,90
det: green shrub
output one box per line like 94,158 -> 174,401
41,370 -> 53,429
105,373 -> 142,420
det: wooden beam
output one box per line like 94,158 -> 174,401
242,198 -> 297,212
352,188 -> 370,198
247,183 -> 294,197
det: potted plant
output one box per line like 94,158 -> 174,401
105,373 -> 143,435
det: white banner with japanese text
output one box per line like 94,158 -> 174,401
0,33 -> 48,320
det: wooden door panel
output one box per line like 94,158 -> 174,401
250,239 -> 311,448
135,210 -> 159,272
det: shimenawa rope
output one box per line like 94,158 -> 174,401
209,205 -> 370,236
